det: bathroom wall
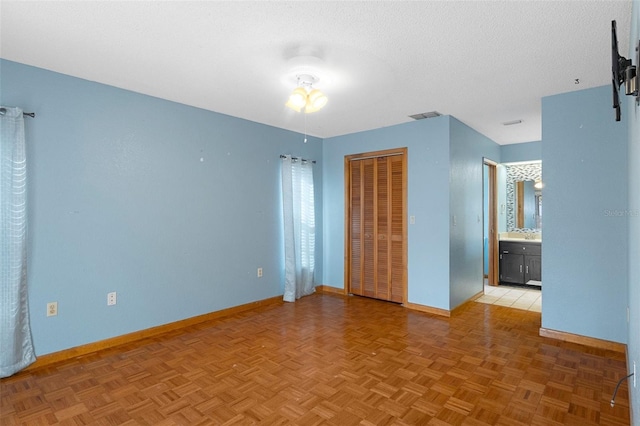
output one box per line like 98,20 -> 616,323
500,140 -> 541,163
497,164 -> 507,233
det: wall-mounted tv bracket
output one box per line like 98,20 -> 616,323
636,39 -> 640,105
625,39 -> 640,100
611,21 -> 638,121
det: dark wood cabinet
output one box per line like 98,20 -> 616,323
500,253 -> 525,283
525,255 -> 542,282
499,241 -> 541,285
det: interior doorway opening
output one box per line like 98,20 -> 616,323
483,159 -> 499,286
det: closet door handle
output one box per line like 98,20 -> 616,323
520,265 -> 523,273
526,266 -> 529,274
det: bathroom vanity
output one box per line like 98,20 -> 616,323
499,240 -> 541,286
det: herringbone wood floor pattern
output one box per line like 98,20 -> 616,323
0,294 -> 631,425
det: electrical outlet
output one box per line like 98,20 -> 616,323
47,302 -> 58,317
107,292 -> 117,306
257,268 -> 263,278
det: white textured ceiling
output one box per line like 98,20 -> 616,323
0,1 -> 633,144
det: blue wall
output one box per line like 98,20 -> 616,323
0,59 -> 323,356
449,118 -> 500,308
626,0 -> 639,422
322,118 -> 452,310
500,140 -> 541,163
541,85 -> 628,344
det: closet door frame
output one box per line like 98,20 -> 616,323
344,147 -> 408,304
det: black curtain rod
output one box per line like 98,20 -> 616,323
0,107 -> 35,118
280,154 -> 316,164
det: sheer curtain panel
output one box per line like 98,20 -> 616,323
1,106 -> 36,377
281,155 -> 315,302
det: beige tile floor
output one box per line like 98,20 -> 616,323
474,283 -> 542,312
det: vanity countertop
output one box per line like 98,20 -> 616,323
498,232 -> 541,243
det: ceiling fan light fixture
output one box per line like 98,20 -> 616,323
287,87 -> 307,109
305,89 -> 327,113
285,100 -> 302,112
285,74 -> 328,113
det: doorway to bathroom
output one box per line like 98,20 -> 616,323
483,159 -> 499,286
481,159 -> 543,312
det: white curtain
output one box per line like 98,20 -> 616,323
281,155 -> 315,302
1,106 -> 36,377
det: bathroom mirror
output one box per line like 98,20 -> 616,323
505,161 -> 542,232
515,180 -> 542,229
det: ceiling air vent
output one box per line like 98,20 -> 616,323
409,111 -> 441,120
502,119 -> 523,126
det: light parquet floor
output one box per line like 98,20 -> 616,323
0,293 -> 631,425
